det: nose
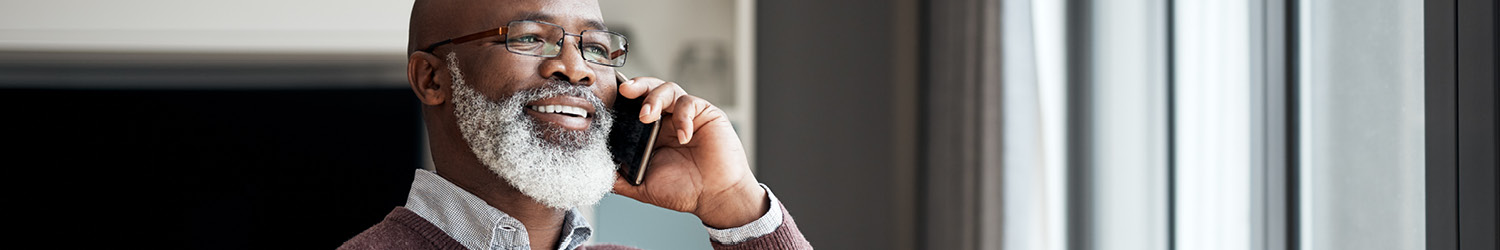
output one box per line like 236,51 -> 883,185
537,35 -> 595,86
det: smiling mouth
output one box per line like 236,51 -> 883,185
528,105 -> 590,118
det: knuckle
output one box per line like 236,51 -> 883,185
705,105 -> 726,117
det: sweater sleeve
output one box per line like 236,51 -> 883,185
708,202 -> 813,250
705,184 -> 784,243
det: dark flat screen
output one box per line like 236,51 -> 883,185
3,88 -> 421,248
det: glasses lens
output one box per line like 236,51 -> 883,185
506,21 -> 564,56
580,31 -> 627,66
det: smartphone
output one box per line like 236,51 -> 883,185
608,71 -> 660,186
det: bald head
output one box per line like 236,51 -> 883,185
408,0 -> 606,54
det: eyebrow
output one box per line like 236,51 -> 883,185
513,11 -> 609,31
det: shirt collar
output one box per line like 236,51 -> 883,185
404,169 -> 593,250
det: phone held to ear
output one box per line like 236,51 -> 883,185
608,71 -> 660,186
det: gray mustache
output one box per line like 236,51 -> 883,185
517,80 -> 612,115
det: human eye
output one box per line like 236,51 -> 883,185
581,43 -> 609,58
506,34 -> 545,44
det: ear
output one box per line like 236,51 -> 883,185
408,51 -> 447,106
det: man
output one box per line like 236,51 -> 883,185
340,0 -> 812,249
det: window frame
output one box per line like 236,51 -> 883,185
1424,0 -> 1497,249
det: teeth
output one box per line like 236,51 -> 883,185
529,105 -> 589,118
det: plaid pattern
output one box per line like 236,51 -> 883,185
405,170 -> 592,250
404,169 -> 783,249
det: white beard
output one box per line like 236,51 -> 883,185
446,52 -> 617,210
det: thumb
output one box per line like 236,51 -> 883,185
611,175 -> 639,198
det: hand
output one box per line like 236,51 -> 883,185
609,77 -> 769,229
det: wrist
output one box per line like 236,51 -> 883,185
696,182 -> 769,229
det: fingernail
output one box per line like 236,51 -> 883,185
678,130 -> 689,144
639,104 -> 651,118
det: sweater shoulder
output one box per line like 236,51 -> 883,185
340,207 -> 467,250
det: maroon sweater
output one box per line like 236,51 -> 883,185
340,204 -> 812,250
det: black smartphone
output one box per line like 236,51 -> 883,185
608,71 -> 660,186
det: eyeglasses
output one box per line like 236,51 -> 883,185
420,20 -> 629,67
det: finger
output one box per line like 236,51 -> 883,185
618,77 -> 666,99
671,95 -> 706,144
655,114 -> 684,148
641,82 -> 687,123
617,77 -> 673,122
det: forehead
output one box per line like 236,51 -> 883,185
477,0 -> 606,30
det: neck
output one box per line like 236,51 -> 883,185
436,165 -> 568,250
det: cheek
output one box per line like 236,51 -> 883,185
470,61 -> 535,93
596,69 -> 618,103
597,85 -> 618,106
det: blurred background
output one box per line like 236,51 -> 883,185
1,0 -> 1493,250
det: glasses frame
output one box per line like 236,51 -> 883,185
420,20 -> 629,67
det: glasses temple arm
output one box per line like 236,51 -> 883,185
420,27 -> 508,53
421,39 -> 453,53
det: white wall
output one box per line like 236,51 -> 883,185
0,0 -> 413,54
